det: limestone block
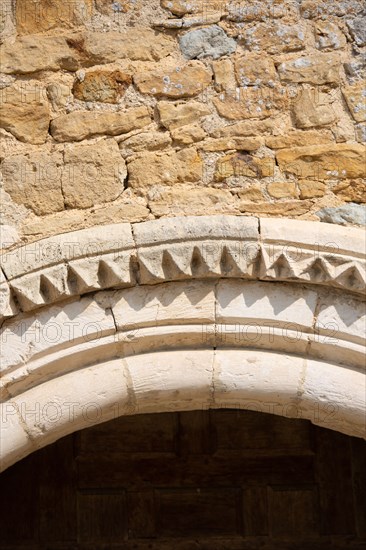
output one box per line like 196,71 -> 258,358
215,119 -> 276,137
148,187 -> 238,217
241,23 -> 306,54
0,35 -> 80,74
200,137 -> 261,152
50,106 -> 151,142
355,123 -> 366,143
1,223 -> 135,280
72,69 -> 132,103
179,25 -> 236,60
15,0 -> 93,34
61,140 -> 127,209
158,100 -> 211,130
213,88 -> 289,120
216,280 -> 317,328
0,85 -> 50,144
298,181 -> 327,199
342,81 -> 366,122
292,88 -> 337,128
333,180 -> 366,203
134,61 -> 212,98
83,29 -> 176,63
267,182 -> 298,199
0,404 -> 34,472
0,297 -> 115,372
119,131 -> 172,154
171,124 -> 206,145
346,15 -> 366,46
234,53 -> 277,87
239,201 -> 313,217
212,58 -> 236,92
161,0 -> 201,16
127,148 -> 203,188
276,144 -> 366,181
315,294 -> 366,346
278,54 -> 341,85
1,152 -> 65,215
301,0 -> 364,18
265,130 -> 333,149
215,153 -> 274,180
110,280 -> 216,330
9,359 -> 131,444
316,204 -> 366,226
133,215 -> 259,284
314,21 -> 347,50
125,350 -> 214,413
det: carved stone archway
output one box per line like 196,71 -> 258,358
1,216 -> 365,471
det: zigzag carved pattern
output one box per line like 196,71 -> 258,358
3,240 -> 365,316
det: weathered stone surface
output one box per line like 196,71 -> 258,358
179,25 -> 236,60
299,181 -> 327,199
128,148 -> 203,188
215,153 -> 274,180
355,123 -> 366,143
333,180 -> 366,203
267,182 -> 298,199
62,140 -> 126,209
1,152 -> 64,215
239,200 -> 313,216
171,124 -> 206,145
134,61 -> 212,98
72,69 -> 132,103
89,201 -> 150,225
237,183 -> 264,201
158,100 -> 211,130
278,54 -> 340,84
200,137 -> 262,152
161,0 -> 200,16
213,88 -> 288,120
342,81 -> 366,122
0,35 -> 80,74
46,82 -> 71,110
292,88 -> 337,128
301,0 -> 364,18
241,23 -> 306,54
315,21 -> 347,50
214,119 -> 276,137
83,29 -> 175,63
276,144 -> 366,181
50,106 -> 151,142
316,204 -> 366,226
15,0 -> 93,34
346,15 -> 366,47
95,0 -> 130,15
234,53 -> 277,87
0,29 -> 175,74
265,130 -> 333,149
0,85 -> 50,144
212,58 -> 236,92
119,131 -> 172,155
148,187 -> 237,216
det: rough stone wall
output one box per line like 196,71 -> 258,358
0,0 -> 365,249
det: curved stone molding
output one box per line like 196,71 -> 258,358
1,216 -> 365,320
1,216 -> 365,472
1,350 -> 365,472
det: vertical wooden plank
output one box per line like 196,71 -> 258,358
39,435 -> 77,544
127,491 -> 156,538
77,490 -> 127,542
351,437 -> 366,538
243,486 -> 268,536
268,485 -> 318,537
177,410 -> 215,456
314,426 -> 355,535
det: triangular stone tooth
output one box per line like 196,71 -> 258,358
220,245 -> 248,276
39,265 -> 69,302
162,248 -> 192,280
257,245 -> 274,278
137,249 -> 165,284
269,252 -> 298,280
301,257 -> 334,283
335,262 -> 366,291
98,256 -> 134,288
10,276 -> 44,311
67,259 -> 100,294
190,245 -> 215,277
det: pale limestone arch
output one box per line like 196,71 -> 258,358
0,216 -> 365,472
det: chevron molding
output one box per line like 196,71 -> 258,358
1,216 -> 365,319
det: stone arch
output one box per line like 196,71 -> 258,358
1,215 -> 365,471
